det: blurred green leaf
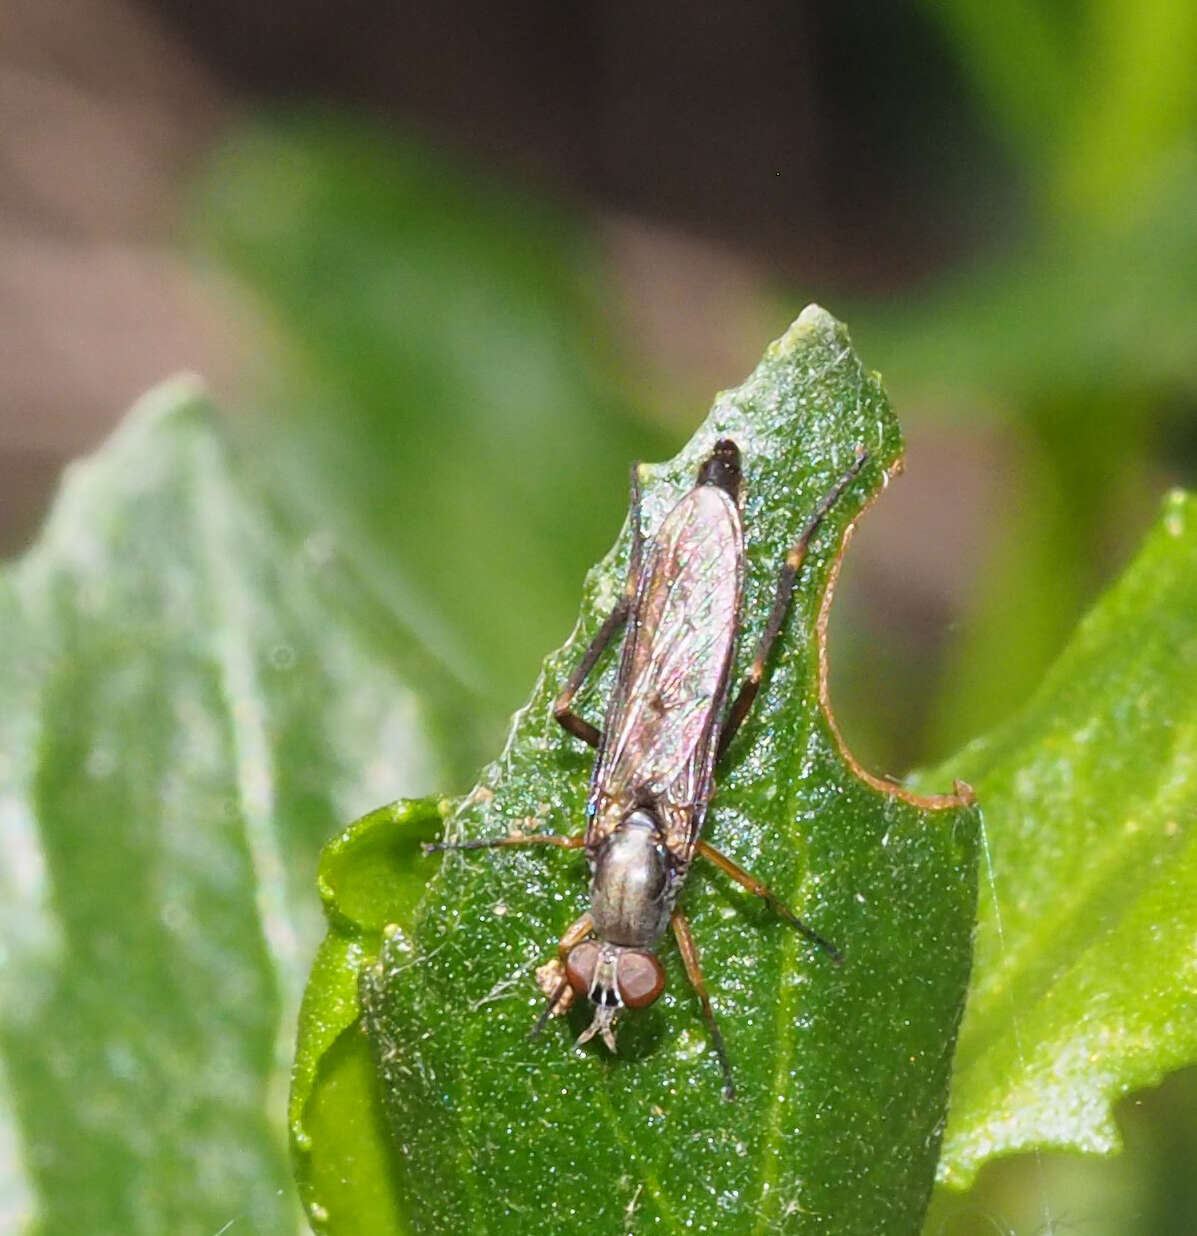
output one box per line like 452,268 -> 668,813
192,117 -> 668,755
1055,0 -> 1197,218
923,489 -> 1197,1186
299,308 -> 979,1236
851,152 -> 1197,761
290,798 -> 442,1236
860,155 -> 1197,405
0,380 -> 453,1235
921,0 -> 1197,220
848,8 -> 1197,761
920,0 -> 1071,176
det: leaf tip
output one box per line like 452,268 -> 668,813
105,372 -> 217,449
794,301 -> 838,331
768,303 -> 847,359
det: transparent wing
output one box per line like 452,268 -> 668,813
589,483 -> 743,853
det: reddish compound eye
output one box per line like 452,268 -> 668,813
617,951 -> 666,1009
565,941 -> 600,997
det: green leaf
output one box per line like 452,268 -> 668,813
928,489 -> 1197,1186
290,798 -> 444,1236
301,308 -> 979,1236
0,380 -> 452,1235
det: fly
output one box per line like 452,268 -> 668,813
426,437 -> 867,1098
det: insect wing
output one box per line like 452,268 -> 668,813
590,483 -> 743,853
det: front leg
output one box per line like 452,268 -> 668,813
530,912 -> 595,1038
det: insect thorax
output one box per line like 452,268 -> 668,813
588,808 -> 675,948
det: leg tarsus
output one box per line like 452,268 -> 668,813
530,975 -> 570,1039
696,839 -> 842,964
671,909 -> 736,1101
530,912 -> 594,1038
553,705 -> 602,749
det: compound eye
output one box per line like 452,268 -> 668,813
564,941 -> 600,998
617,951 -> 666,1009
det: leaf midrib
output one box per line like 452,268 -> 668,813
752,672 -> 820,1236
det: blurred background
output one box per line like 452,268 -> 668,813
1,0 -> 1194,1232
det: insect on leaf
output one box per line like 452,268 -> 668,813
294,306 -> 980,1236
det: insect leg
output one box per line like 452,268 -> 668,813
553,600 -> 629,747
530,912 -> 595,1039
553,461 -> 645,748
671,909 -> 736,1100
717,446 -> 868,760
695,840 -> 842,963
423,832 -> 586,855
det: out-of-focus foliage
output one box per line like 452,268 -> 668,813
193,119 -> 668,761
854,0 -> 1197,765
925,492 -> 1197,1185
0,383 -> 450,1235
